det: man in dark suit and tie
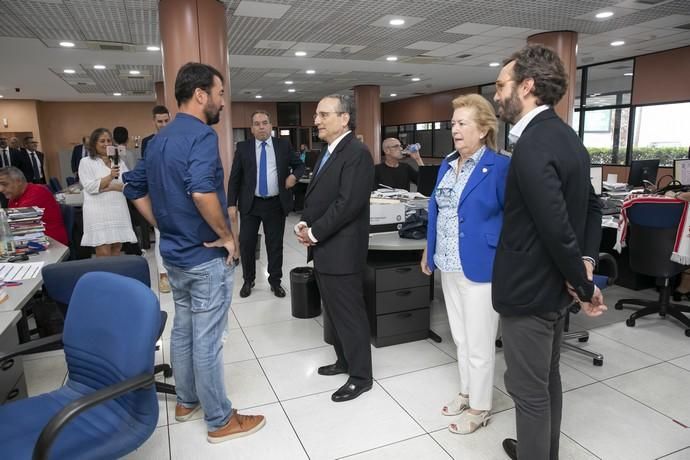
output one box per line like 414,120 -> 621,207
491,45 -> 605,460
295,94 -> 374,402
70,136 -> 88,179
20,136 -> 46,184
141,105 -> 171,159
228,110 -> 305,298
0,135 -> 32,181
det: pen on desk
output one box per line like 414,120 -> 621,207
5,281 -> 22,287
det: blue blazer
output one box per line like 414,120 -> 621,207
425,148 -> 510,282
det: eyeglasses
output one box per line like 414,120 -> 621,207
313,111 -> 344,120
495,79 -> 515,91
386,144 -> 402,149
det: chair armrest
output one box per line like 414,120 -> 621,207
597,253 -> 618,285
0,334 -> 63,362
32,372 -> 156,460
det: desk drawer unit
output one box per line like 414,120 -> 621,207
365,251 -> 431,347
0,322 -> 25,405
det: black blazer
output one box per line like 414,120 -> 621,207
4,148 -> 33,182
227,137 -> 304,216
492,109 -> 602,316
20,149 -> 46,184
141,134 -> 155,159
71,144 -> 86,174
301,132 -> 374,275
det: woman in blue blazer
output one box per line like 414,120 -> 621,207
421,94 -> 510,434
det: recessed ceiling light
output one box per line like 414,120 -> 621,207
624,72 -> 633,76
113,92 -> 122,96
63,69 -> 76,74
294,51 -> 307,57
610,40 -> 625,47
93,64 -> 106,70
390,93 -> 397,97
0,95 -> 4,98
146,45 -> 160,51
288,88 -> 296,93
284,81 -> 293,85
59,41 -> 75,48
389,19 -> 405,26
411,77 -> 421,82
306,69 -> 315,74
255,95 -> 262,99
596,11 -> 614,19
386,56 -> 398,62
489,62 -> 500,67
129,70 -> 141,75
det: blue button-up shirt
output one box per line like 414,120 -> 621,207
433,146 -> 486,272
123,113 -> 228,269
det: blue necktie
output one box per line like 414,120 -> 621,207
259,141 -> 268,196
316,150 -> 331,176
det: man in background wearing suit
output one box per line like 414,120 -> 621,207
492,45 -> 605,460
141,105 -> 171,159
20,136 -> 46,184
70,136 -> 88,179
0,136 -> 31,182
228,110 -> 304,298
295,95 -> 374,402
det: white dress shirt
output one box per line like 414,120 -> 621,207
508,105 -> 550,144
254,137 -> 279,197
27,150 -> 43,179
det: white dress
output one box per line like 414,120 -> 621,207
78,156 -> 137,247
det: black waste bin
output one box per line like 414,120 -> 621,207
290,267 -> 321,318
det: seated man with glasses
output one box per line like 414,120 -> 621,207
373,138 -> 424,191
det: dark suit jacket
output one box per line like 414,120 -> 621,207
301,132 -> 374,275
71,144 -> 86,174
141,134 -> 155,159
4,148 -> 33,182
492,108 -> 602,316
227,137 -> 305,216
20,149 -> 46,184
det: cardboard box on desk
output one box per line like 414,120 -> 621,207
370,198 -> 405,233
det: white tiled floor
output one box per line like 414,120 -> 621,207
25,215 -> 690,459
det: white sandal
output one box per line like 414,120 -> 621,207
449,410 -> 491,434
441,393 -> 469,416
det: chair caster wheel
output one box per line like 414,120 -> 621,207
593,358 -> 603,366
614,303 -> 623,310
578,337 -> 589,343
163,368 -> 173,378
626,318 -> 635,327
495,339 -> 502,348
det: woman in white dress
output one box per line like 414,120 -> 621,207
79,128 -> 137,256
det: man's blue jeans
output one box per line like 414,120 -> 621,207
166,257 -> 234,431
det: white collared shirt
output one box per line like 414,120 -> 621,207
508,105 -> 550,144
254,137 -> 279,197
27,150 -> 43,178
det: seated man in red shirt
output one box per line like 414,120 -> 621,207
0,167 -> 69,246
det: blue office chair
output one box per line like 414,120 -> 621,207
58,204 -> 75,260
0,272 -> 161,459
65,177 -> 76,187
614,201 -> 690,337
48,177 -> 63,194
39,256 -> 175,395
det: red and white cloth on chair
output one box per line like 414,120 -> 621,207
614,194 -> 690,264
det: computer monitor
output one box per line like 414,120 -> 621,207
628,159 -> 659,187
674,158 -> 690,185
590,166 -> 602,195
417,165 -> 440,196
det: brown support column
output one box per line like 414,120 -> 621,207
527,31 -> 578,125
353,85 -> 381,163
154,81 -> 165,106
159,0 -> 234,187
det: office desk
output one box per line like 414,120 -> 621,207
0,239 -> 69,404
365,232 -> 439,347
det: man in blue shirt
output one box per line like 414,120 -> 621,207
124,62 -> 265,443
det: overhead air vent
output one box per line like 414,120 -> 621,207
86,41 -> 137,53
455,54 -> 472,59
127,75 -> 145,80
403,56 -> 442,64
131,91 -> 149,95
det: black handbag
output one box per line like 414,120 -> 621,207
398,208 -> 428,239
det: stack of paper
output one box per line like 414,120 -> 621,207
7,206 -> 49,248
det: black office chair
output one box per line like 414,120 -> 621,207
562,253 -> 618,366
614,201 -> 690,337
59,203 -> 75,260
40,256 -> 176,395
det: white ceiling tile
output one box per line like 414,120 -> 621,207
445,22 -> 497,35
456,35 -> 503,45
635,14 -> 690,28
325,44 -> 366,54
404,41 -> 450,50
422,43 -> 476,57
484,26 -> 534,37
291,42 -> 332,51
234,1 -> 291,19
254,40 -> 296,49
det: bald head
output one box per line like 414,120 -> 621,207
382,138 -> 403,161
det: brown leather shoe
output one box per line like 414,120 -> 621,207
207,409 -> 266,443
159,274 -> 171,293
175,403 -> 201,422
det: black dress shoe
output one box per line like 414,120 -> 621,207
331,381 -> 372,402
270,284 -> 286,298
502,438 -> 517,460
317,363 -> 348,376
239,281 -> 255,298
